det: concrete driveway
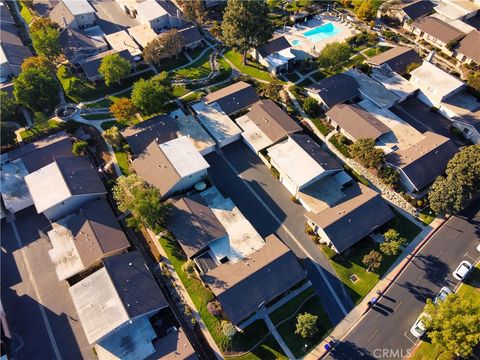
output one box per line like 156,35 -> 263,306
205,141 -> 354,325
1,208 -> 95,360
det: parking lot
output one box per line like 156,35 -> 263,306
205,141 -> 354,325
1,208 -> 95,360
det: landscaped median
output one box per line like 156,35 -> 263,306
157,234 -> 288,359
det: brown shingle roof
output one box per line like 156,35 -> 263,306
202,234 -> 305,324
458,30 -> 480,63
246,99 -> 302,143
204,81 -> 260,115
291,134 -> 342,171
326,104 -> 391,141
412,17 -> 465,44
366,46 -> 422,75
306,74 -> 360,109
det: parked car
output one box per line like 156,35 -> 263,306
453,260 -> 473,281
410,313 -> 431,338
433,286 -> 452,305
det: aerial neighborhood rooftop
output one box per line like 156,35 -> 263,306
1,0 -> 480,359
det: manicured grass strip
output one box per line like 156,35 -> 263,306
156,54 -> 190,72
114,150 -> 129,175
457,263 -> 480,298
224,50 -> 278,83
173,49 -> 213,80
269,287 -> 315,326
384,208 -> 422,243
419,207 -> 436,226
329,134 -> 351,157
312,71 -> 326,82
297,77 -> 313,87
343,164 -> 369,187
285,72 -> 300,82
310,117 -> 332,136
20,120 -> 64,141
228,335 -> 287,360
21,2 -> 33,24
275,295 -> 332,358
410,342 -> 454,360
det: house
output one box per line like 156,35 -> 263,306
0,3 -> 33,79
80,49 -> 133,82
204,81 -> 260,116
50,0 -> 96,30
410,16 -> 465,54
385,131 -> 458,192
251,36 -> 295,74
135,0 -> 170,32
236,99 -> 302,153
456,30 -> 480,64
174,115 -> 216,155
24,157 -> 106,221
305,74 -> 360,110
128,23 -> 158,49
178,26 -> 203,51
305,184 -> 394,253
69,251 -> 169,359
47,198 -> 130,281
105,30 -> 142,58
60,26 -> 109,65
202,233 -> 305,325
409,60 -> 465,106
366,46 -> 422,76
371,67 -> 418,103
267,134 -> 343,197
326,104 -> 391,143
191,102 -> 242,148
434,0 -> 480,21
397,1 -> 434,25
121,115 -> 178,155
1,132 -> 73,214
132,136 -> 210,199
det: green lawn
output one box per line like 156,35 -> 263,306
297,77 -> 313,87
343,164 -> 369,187
344,54 -> 366,68
329,133 -> 351,158
363,46 -> 393,58
173,49 -> 213,80
158,235 -> 286,357
312,71 -> 326,82
457,263 -> 480,298
82,113 -> 113,120
156,54 -> 190,72
20,2 -> 33,24
285,72 -> 300,83
274,292 -> 332,358
180,91 -> 204,104
114,150 -> 129,175
382,208 -> 422,244
419,207 -> 436,225
224,50 -> 277,82
187,45 -> 208,61
20,120 -> 64,141
310,117 -> 332,136
269,287 -> 316,326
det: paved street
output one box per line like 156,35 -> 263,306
1,208 -> 94,360
327,199 -> 480,360
204,141 -> 354,325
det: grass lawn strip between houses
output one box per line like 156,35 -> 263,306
157,235 -> 286,358
20,120 -> 64,141
173,49 -> 213,80
224,50 -> 278,83
20,1 -> 33,24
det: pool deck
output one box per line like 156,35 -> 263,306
279,15 -> 359,59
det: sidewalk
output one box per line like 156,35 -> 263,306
304,216 -> 446,360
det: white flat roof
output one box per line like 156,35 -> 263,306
267,137 -> 326,188
136,0 -> 168,22
410,61 -> 464,100
105,31 -> 141,57
175,115 -> 216,153
128,24 -> 158,48
48,218 -> 85,281
159,136 -> 210,177
192,102 -> 242,143
265,48 -> 295,68
371,68 -> 418,99
0,160 -> 33,213
359,99 -> 425,151
236,114 -> 274,152
24,162 -> 71,214
434,3 -> 468,20
63,0 -> 95,15
199,187 -> 265,263
69,267 -> 130,344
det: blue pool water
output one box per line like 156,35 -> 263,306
303,23 -> 342,42
292,39 -> 301,46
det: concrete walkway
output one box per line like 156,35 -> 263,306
264,316 -> 296,360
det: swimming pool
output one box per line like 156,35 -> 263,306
292,39 -> 301,46
303,23 -> 342,42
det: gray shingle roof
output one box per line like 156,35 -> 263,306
55,156 -> 106,195
401,1 -> 435,20
204,81 -> 260,115
306,74 -> 360,109
290,134 -> 342,171
367,46 -> 422,75
258,36 -> 291,58
178,26 -> 203,47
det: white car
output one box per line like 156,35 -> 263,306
433,286 -> 452,305
453,260 -> 473,281
410,313 -> 430,338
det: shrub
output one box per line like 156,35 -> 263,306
72,140 -> 88,156
295,313 -> 318,338
182,259 -> 197,278
303,97 -> 320,117
207,300 -> 223,317
221,321 -> 237,338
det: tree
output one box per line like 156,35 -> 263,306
31,25 -> 61,59
428,145 -> 480,215
142,30 -> 183,64
72,140 -> 88,156
355,0 -> 377,22
30,17 -> 58,32
424,294 -> 480,357
182,260 -> 197,278
349,138 -> 384,169
0,91 -> 17,120
303,97 -> 320,117
131,77 -> 172,115
103,126 -> 124,149
257,80 -> 283,101
295,313 -> 318,338
13,65 -> 60,111
379,166 -> 399,186
317,42 -> 352,69
98,53 -> 131,86
179,0 -> 205,25
113,174 -> 171,233
221,0 -> 273,64
379,230 -> 405,256
362,250 -> 382,272
109,98 -> 138,125
467,70 -> 480,93
21,56 -> 54,73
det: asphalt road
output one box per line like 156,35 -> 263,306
327,199 -> 480,360
204,141 -> 354,325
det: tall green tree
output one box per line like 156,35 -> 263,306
30,17 -> 58,32
355,0 -> 377,21
179,0 -> 205,25
379,230 -> 405,256
21,56 -> 55,73
31,25 -> 61,59
317,42 -> 352,69
295,313 -> 318,338
424,294 -> 480,357
362,250 -> 382,272
103,126 -> 124,150
13,65 -> 59,111
221,0 -> 273,64
349,138 -> 384,169
0,91 -> 18,120
131,74 -> 172,115
428,145 -> 480,215
467,70 -> 480,93
98,54 -> 131,86
109,97 -> 138,125
142,30 -> 183,65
